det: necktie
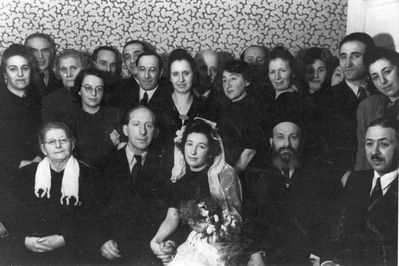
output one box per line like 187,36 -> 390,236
369,177 -> 382,204
141,92 -> 148,105
130,155 -> 142,187
357,86 -> 367,101
36,72 -> 47,97
282,168 -> 290,187
384,100 -> 399,120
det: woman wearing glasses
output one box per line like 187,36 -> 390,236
65,68 -> 123,168
0,121 -> 97,265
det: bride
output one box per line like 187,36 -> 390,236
150,118 -> 242,265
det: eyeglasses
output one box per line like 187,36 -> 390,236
82,85 -> 104,94
43,138 -> 69,145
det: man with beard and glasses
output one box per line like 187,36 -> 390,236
242,121 -> 337,266
321,118 -> 398,266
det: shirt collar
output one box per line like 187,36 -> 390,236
371,168 -> 398,195
125,145 -> 148,166
139,86 -> 158,102
345,79 -> 368,96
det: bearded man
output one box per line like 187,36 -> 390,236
242,120 -> 336,266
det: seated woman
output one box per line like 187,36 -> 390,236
0,122 -> 97,265
150,118 -> 242,265
0,43 -> 41,187
64,68 -> 123,168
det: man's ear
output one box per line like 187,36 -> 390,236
153,127 -> 159,139
269,137 -> 273,148
123,124 -> 128,137
245,80 -> 250,87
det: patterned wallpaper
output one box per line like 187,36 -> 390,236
0,0 -> 347,57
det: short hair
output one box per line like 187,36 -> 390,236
123,105 -> 157,127
222,59 -> 250,81
339,32 -> 376,54
123,40 -> 153,54
135,51 -> 164,71
167,48 -> 199,87
269,46 -> 297,72
1,43 -> 36,74
92,45 -> 120,62
240,45 -> 270,61
39,121 -> 76,147
364,47 -> 399,72
367,117 -> 399,137
181,119 -> 222,162
73,68 -> 106,96
24,32 -> 56,52
54,49 -> 90,79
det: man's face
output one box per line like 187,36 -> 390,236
339,41 -> 367,82
136,55 -> 162,91
25,37 -> 53,72
123,43 -> 145,76
202,51 -> 218,82
123,108 -> 157,154
222,71 -> 249,102
270,122 -> 301,168
365,125 -> 399,175
94,49 -> 117,74
244,47 -> 266,66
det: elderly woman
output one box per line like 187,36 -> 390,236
355,48 -> 399,170
65,68 -> 123,167
0,44 -> 41,186
151,118 -> 242,265
42,49 -> 90,123
0,122 -> 97,265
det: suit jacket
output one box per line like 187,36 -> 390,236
91,147 -> 170,264
324,170 -> 398,266
41,87 -> 80,123
242,166 -> 335,265
33,70 -> 63,98
355,94 -> 399,171
319,80 -> 373,170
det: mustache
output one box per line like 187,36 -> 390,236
277,147 -> 296,154
371,154 -> 384,161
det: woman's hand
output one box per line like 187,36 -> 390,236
247,252 -> 266,266
150,239 -> 174,265
25,235 -> 65,252
101,240 -> 122,260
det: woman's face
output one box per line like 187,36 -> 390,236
79,74 -> 104,110
4,55 -> 31,92
369,58 -> 399,101
305,59 -> 328,92
40,128 -> 73,163
268,58 -> 293,92
331,65 -> 344,86
170,60 -> 193,94
184,132 -> 210,171
222,71 -> 249,102
59,56 -> 82,88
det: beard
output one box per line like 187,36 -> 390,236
272,146 -> 301,170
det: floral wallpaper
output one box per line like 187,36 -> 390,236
0,0 -> 347,57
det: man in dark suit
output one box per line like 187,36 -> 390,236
244,121 -> 336,266
322,118 -> 398,266
25,33 -> 62,97
320,32 -> 376,172
92,106 -> 170,265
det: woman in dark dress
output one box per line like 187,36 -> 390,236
0,122 -> 98,265
150,118 -> 242,265
0,44 -> 41,186
64,68 -> 123,168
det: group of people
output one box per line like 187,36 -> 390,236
0,29 -> 397,266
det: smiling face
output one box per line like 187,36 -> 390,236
184,132 -> 210,172
268,58 -> 293,92
123,107 -> 156,154
59,56 -> 82,88
79,74 -> 104,112
25,36 -> 53,72
222,71 -> 249,102
123,42 -> 145,76
365,125 -> 399,175
305,59 -> 328,93
339,41 -> 367,82
136,55 -> 162,91
40,128 -> 73,164
170,60 -> 193,94
369,58 -> 399,102
4,55 -> 31,93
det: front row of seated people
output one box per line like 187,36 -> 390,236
0,104 -> 397,265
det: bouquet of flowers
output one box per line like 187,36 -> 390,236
168,197 -> 242,266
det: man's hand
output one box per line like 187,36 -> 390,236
25,236 -> 52,252
101,240 -> 122,260
36,235 -> 65,251
150,240 -> 174,265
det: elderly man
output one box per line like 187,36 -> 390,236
87,106 -> 169,265
322,118 -> 398,266
25,32 -> 62,96
243,120 -> 335,266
